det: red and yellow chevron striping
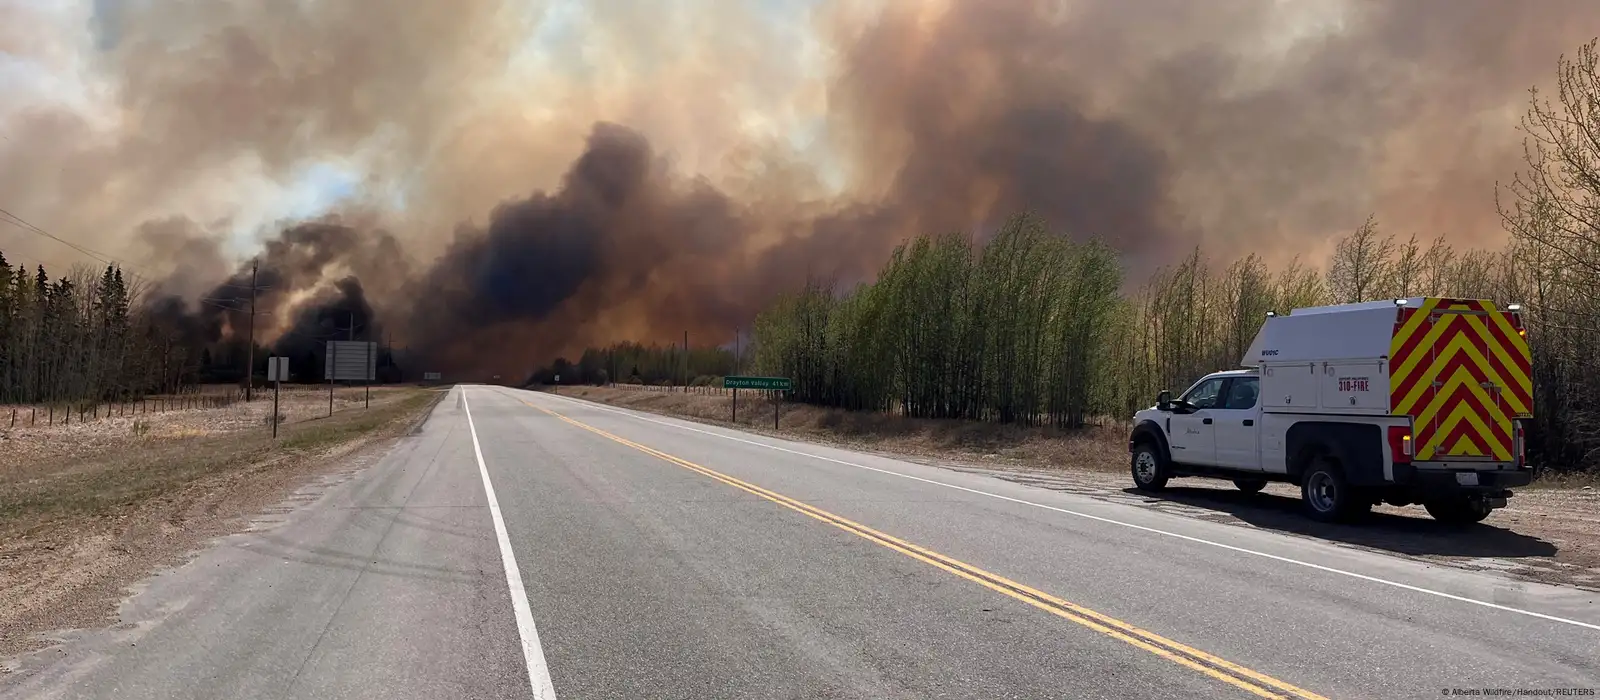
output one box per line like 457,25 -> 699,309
1388,298 -> 1531,462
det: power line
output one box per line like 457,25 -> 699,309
0,208 -> 117,265
0,208 -> 290,291
198,298 -> 247,312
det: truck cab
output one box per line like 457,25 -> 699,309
1128,298 -> 1536,524
1133,369 -> 1263,472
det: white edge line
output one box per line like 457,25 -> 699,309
531,389 -> 1600,633
465,388 -> 559,699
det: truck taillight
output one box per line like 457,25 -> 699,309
1515,420 -> 1526,466
1387,425 -> 1413,464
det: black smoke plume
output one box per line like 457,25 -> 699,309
10,0 -> 1596,380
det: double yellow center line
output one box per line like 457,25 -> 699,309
525,400 -> 1327,700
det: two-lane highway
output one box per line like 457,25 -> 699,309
5,385 -> 1597,699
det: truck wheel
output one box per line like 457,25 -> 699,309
1131,442 -> 1169,492
1233,479 -> 1267,494
1424,496 -> 1493,525
1300,457 -> 1369,522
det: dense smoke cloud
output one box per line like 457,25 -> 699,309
4,0 -> 1599,379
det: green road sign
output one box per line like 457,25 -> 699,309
723,376 -> 792,391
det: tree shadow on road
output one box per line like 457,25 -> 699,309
1123,486 -> 1558,559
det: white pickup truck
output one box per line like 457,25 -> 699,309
1127,297 -> 1536,523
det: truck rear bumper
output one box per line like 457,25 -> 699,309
1394,465 -> 1533,492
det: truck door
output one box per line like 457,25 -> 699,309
1168,376 -> 1224,467
1213,377 -> 1262,471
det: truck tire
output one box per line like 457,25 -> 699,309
1300,456 -> 1369,522
1131,442 -> 1170,492
1424,496 -> 1493,525
1233,479 -> 1267,494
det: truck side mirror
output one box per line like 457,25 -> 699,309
1156,390 -> 1173,411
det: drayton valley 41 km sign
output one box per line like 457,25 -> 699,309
722,376 -> 792,391
721,376 -> 791,427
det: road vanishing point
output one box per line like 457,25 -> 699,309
4,385 -> 1597,699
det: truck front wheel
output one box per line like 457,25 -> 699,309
1424,496 -> 1493,525
1131,442 -> 1170,492
1301,457 -> 1370,522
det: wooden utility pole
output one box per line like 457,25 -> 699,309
328,340 -> 336,417
683,330 -> 689,388
246,259 -> 258,401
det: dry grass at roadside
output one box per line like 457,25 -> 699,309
1528,469 -> 1600,489
0,386 -> 442,659
553,385 -> 1129,474
0,386 -> 388,474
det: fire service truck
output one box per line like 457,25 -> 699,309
1129,298 -> 1534,523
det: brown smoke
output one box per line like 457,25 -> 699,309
4,0 -> 1598,379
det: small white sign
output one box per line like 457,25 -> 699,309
267,357 -> 290,382
423,372 -> 442,381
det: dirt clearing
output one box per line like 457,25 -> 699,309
0,385 -> 444,660
552,385 -> 1600,592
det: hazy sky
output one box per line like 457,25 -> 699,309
1,0 -> 1593,281
3,0 -> 843,264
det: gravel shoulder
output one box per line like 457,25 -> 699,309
0,385 -> 444,661
552,384 -> 1600,592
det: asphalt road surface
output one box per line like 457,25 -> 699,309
5,385 -> 1598,699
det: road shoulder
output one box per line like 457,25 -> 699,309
0,387 -> 444,668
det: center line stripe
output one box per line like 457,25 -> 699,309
526,400 -> 1326,700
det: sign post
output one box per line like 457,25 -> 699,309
267,357 -> 289,438
722,377 -> 791,428
324,340 -> 378,416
